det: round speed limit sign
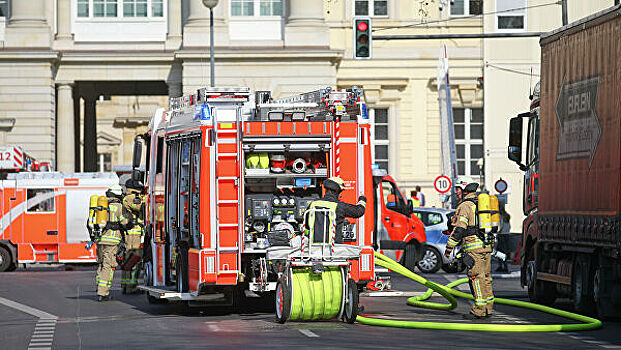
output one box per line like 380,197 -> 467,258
434,175 -> 452,194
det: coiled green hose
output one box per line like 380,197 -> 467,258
290,266 -> 343,320
356,252 -> 602,332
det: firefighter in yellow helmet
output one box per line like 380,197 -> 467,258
120,179 -> 145,294
96,184 -> 128,302
443,177 -> 494,319
306,177 -> 367,244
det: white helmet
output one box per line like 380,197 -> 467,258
455,176 -> 479,193
107,184 -> 123,197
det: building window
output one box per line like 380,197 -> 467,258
354,0 -> 388,17
77,0 -> 90,17
123,0 -> 147,17
27,189 -> 55,213
259,0 -> 282,16
78,0 -> 163,18
231,0 -> 255,16
94,0 -> 118,17
97,153 -> 112,172
151,0 -> 164,16
496,0 -> 525,30
371,108 -> 389,171
450,0 -> 482,16
232,0 -> 282,17
453,108 -> 483,177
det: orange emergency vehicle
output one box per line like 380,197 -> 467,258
0,172 -> 119,271
134,87 -> 425,303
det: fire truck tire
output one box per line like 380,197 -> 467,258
176,251 -> 189,293
343,279 -> 359,324
275,277 -> 291,324
401,243 -> 418,272
0,246 -> 14,272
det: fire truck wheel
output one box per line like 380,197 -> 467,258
343,279 -> 359,324
401,243 -> 418,272
176,251 -> 189,293
0,246 -> 14,272
275,277 -> 291,324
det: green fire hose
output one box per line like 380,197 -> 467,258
290,266 -> 344,320
356,252 -> 602,332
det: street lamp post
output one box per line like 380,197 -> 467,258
202,0 -> 219,87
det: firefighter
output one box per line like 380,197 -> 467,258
96,184 -> 127,302
307,177 -> 366,244
120,179 -> 145,294
443,177 -> 494,319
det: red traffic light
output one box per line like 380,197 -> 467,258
357,21 -> 368,32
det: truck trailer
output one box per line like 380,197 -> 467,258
133,87 -> 426,304
508,4 -> 621,318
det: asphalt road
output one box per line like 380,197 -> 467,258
0,264 -> 620,350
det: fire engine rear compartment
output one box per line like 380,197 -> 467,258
141,87 -> 376,303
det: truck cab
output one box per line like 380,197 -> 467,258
373,170 -> 426,271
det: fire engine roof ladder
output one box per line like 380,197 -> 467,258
214,105 -> 242,282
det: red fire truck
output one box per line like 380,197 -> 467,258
134,87 -> 425,303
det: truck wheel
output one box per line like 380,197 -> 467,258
275,277 -> 291,324
417,246 -> 441,273
526,255 -> 556,305
175,252 -> 189,293
343,279 -> 360,324
401,243 -> 418,272
0,246 -> 14,272
573,257 -> 595,314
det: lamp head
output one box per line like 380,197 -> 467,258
202,0 -> 219,9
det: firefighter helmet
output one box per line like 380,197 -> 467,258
106,184 -> 123,198
455,176 -> 479,193
324,177 -> 345,192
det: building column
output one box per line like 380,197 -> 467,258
54,0 -> 73,49
5,0 -> 51,47
168,82 -> 182,98
165,0 -> 182,49
83,94 -> 98,172
183,0 -> 229,47
56,83 -> 75,172
285,0 -> 329,47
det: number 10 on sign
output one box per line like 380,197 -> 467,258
434,175 -> 452,194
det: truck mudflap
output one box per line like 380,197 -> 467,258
138,285 -> 225,301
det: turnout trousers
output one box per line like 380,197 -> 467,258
467,251 -> 494,317
121,249 -> 142,293
96,244 -> 118,297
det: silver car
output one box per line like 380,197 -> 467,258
412,207 -> 465,274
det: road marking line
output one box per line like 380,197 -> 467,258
207,324 -> 221,332
299,329 -> 319,338
600,345 -> 621,349
0,296 -> 58,349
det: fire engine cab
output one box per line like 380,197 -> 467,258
135,87 -> 425,303
0,172 -> 119,271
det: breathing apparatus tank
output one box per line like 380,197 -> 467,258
88,195 -> 99,229
490,195 -> 500,233
477,192 -> 492,234
96,196 -> 109,227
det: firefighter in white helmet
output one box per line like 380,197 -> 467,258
443,176 -> 494,319
306,177 -> 367,244
96,184 -> 128,302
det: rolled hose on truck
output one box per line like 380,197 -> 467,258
355,252 -> 602,332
